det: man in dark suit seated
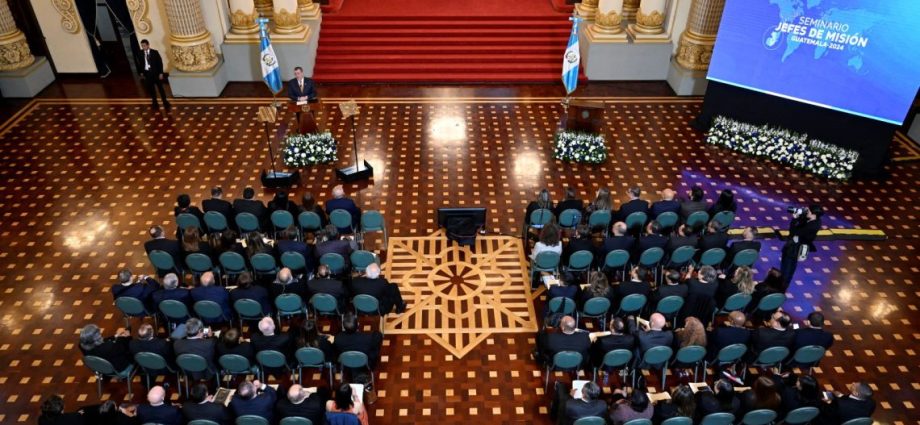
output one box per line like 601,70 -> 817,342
350,263 -> 407,314
129,323 -> 176,369
752,310 -> 795,356
38,394 -> 85,425
590,317 -> 635,368
626,313 -> 674,358
79,324 -> 133,372
680,186 -> 709,220
233,187 -> 268,227
655,269 -> 688,302
794,311 -> 834,350
650,188 -> 682,219
334,312 -> 384,368
562,225 -> 597,267
173,318 -> 217,381
251,317 -> 293,359
230,379 -> 277,422
634,221 -> 668,263
552,381 -> 609,425
229,272 -> 273,315
616,186 -> 650,222
325,185 -> 362,233
270,267 -> 309,299
307,264 -> 350,310
275,384 -> 329,425
616,266 -> 652,303
137,386 -> 182,425
202,186 -> 235,228
275,226 -> 316,277
697,221 -> 730,261
144,225 -> 183,273
666,224 -> 699,257
287,66 -> 317,102
708,311 -> 751,367
553,186 -> 585,218
183,383 -> 232,425
151,273 -> 192,312
602,222 -> 635,257
724,226 -> 762,268
190,271 -> 232,324
823,382 -> 875,424
111,268 -> 159,308
542,315 -> 591,366
686,265 -> 719,299
315,225 -> 356,271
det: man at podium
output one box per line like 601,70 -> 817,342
287,66 -> 316,102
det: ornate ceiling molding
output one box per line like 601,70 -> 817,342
126,0 -> 152,34
51,0 -> 81,34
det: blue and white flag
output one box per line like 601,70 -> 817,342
562,16 -> 582,95
258,18 -> 282,94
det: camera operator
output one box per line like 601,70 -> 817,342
780,204 -> 823,289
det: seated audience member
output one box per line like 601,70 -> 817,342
173,318 -> 217,380
268,190 -> 300,219
634,220 -> 668,262
752,310 -> 795,355
716,266 -> 756,308
308,264 -> 350,310
680,186 -> 708,220
823,382 -> 875,424
334,312 -> 384,368
603,221 -> 635,257
708,189 -> 738,216
780,374 -> 822,413
542,315 -> 591,366
174,193 -> 204,223
210,229 -> 245,259
38,394 -> 85,425
725,226 -> 762,267
202,186 -> 234,224
136,386 -> 182,425
326,382 -> 370,425
230,272 -> 273,315
524,188 -> 554,226
181,226 -> 213,261
216,327 -> 255,363
650,188 -> 682,219
627,313 -> 674,358
129,323 -> 175,368
687,265 -> 719,299
585,187 -> 613,215
709,311 -> 752,358
292,319 -> 335,360
270,267 -> 308,299
697,379 -> 742,419
579,271 -> 615,309
546,273 -> 582,311
299,192 -> 329,230
652,384 -> 696,423
552,381 -> 608,425
350,263 -> 408,314
591,317 -> 635,368
182,383 -> 231,425
144,225 -> 183,272
697,221 -> 730,258
275,226 -> 315,275
79,324 -> 132,371
314,225 -> 356,269
190,271 -> 232,323
531,221 -> 563,261
111,268 -> 159,307
243,232 -> 274,264
751,267 -> 785,311
534,313 -> 564,365
83,400 -> 138,425
233,186 -> 268,226
674,316 -> 707,348
794,311 -> 834,350
276,384 -> 329,425
251,317 -> 292,360
325,185 -> 362,232
553,186 -> 585,218
656,269 -> 688,301
617,186 -> 650,221
610,389 -> 654,425
151,273 -> 191,311
562,225 -> 597,267
230,380 -> 277,422
666,224 -> 699,258
740,376 -> 782,415
616,266 -> 652,302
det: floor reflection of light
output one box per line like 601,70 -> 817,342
514,151 -> 542,182
428,115 -> 467,144
870,301 -> 895,319
836,287 -> 853,305
63,219 -> 110,251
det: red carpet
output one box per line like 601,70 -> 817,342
314,0 -> 574,83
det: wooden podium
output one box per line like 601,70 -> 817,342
287,99 -> 321,134
563,100 -> 605,133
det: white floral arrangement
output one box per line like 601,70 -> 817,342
554,131 -> 608,164
282,132 -> 337,167
706,116 -> 859,180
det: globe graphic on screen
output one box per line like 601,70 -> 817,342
763,27 -> 782,50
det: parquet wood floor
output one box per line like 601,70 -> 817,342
0,95 -> 918,424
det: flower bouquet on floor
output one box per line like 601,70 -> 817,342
554,130 -> 608,164
282,132 -> 338,167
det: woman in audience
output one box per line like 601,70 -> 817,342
610,389 -> 654,424
244,232 -> 273,260
79,324 -> 133,372
292,319 -> 335,361
211,229 -> 245,258
268,190 -> 300,217
652,384 -> 696,423
326,382 -> 370,425
740,376 -> 782,415
216,327 -> 255,363
531,222 -> 562,261
580,271 -> 615,308
38,394 -> 85,425
525,188 -> 555,226
697,379 -> 741,419
674,316 -> 707,348
300,192 -> 328,231
780,374 -> 822,412
716,265 -> 756,307
180,226 -> 213,262
586,187 -> 612,215
708,189 -> 738,216
82,400 -> 138,425
751,267 -> 785,316
680,186 -> 709,220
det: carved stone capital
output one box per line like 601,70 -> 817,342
272,7 -> 304,34
0,31 -> 34,71
633,9 -> 664,33
576,0 -> 599,19
594,10 -> 623,33
170,34 -> 218,72
126,0 -> 152,34
51,0 -> 80,34
230,9 -> 259,34
676,30 -> 716,70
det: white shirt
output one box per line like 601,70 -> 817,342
144,50 -> 150,71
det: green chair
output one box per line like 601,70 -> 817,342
529,208 -> 555,228
193,300 -> 229,325
545,350 -> 583,389
149,249 -> 180,276
319,253 -> 346,276
233,298 -> 268,330
634,345 -> 673,390
158,299 -> 190,326
783,407 -> 820,424
360,210 -> 388,247
840,418 -> 872,425
788,345 -> 826,374
353,294 -> 384,334
625,211 -> 648,234
594,349 -> 632,384
666,245 -> 697,269
685,211 -> 710,231
203,211 -> 228,234
310,293 -> 343,326
705,343 -> 747,382
719,293 -> 752,314
236,416 -> 270,425
134,352 -> 178,389
235,212 -> 261,234
712,211 -> 735,229
624,420 -> 653,425
638,247 -> 665,282
577,297 -> 610,330
295,347 -> 333,387
176,213 -> 202,232
114,296 -> 157,331
661,418 -> 693,425
530,251 -> 561,282
573,417 -> 606,425
256,349 -> 290,382
731,249 -> 759,268
655,295 -> 685,328
83,355 -> 135,397
280,251 -> 307,276
700,413 -> 735,425
176,353 -> 219,396
558,209 -> 583,230
218,354 -> 260,388
754,293 -> 786,316
350,250 -> 378,273
746,347 -> 790,380
547,297 -> 577,316
270,210 -> 295,239
604,249 -> 630,277
219,251 -> 248,282
330,209 -> 355,234
338,351 -> 374,387
185,253 -> 219,283
588,210 -> 612,235
741,409 -> 777,425
189,420 -> 222,425
275,293 -> 307,324
566,250 -> 594,273
298,211 -> 322,234
699,248 -> 726,267
280,418 -> 314,425
250,253 -> 278,279
616,294 -> 647,317
672,345 -> 707,379
656,212 -> 679,233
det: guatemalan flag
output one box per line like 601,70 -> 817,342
562,16 -> 582,95
257,18 -> 282,94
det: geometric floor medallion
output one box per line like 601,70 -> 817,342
383,230 -> 539,358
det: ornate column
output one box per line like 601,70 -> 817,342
254,0 -> 273,18
576,0 -> 599,20
622,0 -> 640,21
272,0 -> 306,36
587,0 -> 627,41
164,0 -> 218,72
228,0 -> 259,35
298,0 -> 320,20
629,0 -> 666,35
676,0 -> 726,71
0,0 -> 35,71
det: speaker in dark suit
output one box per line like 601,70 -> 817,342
287,67 -> 317,101
139,39 -> 170,110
